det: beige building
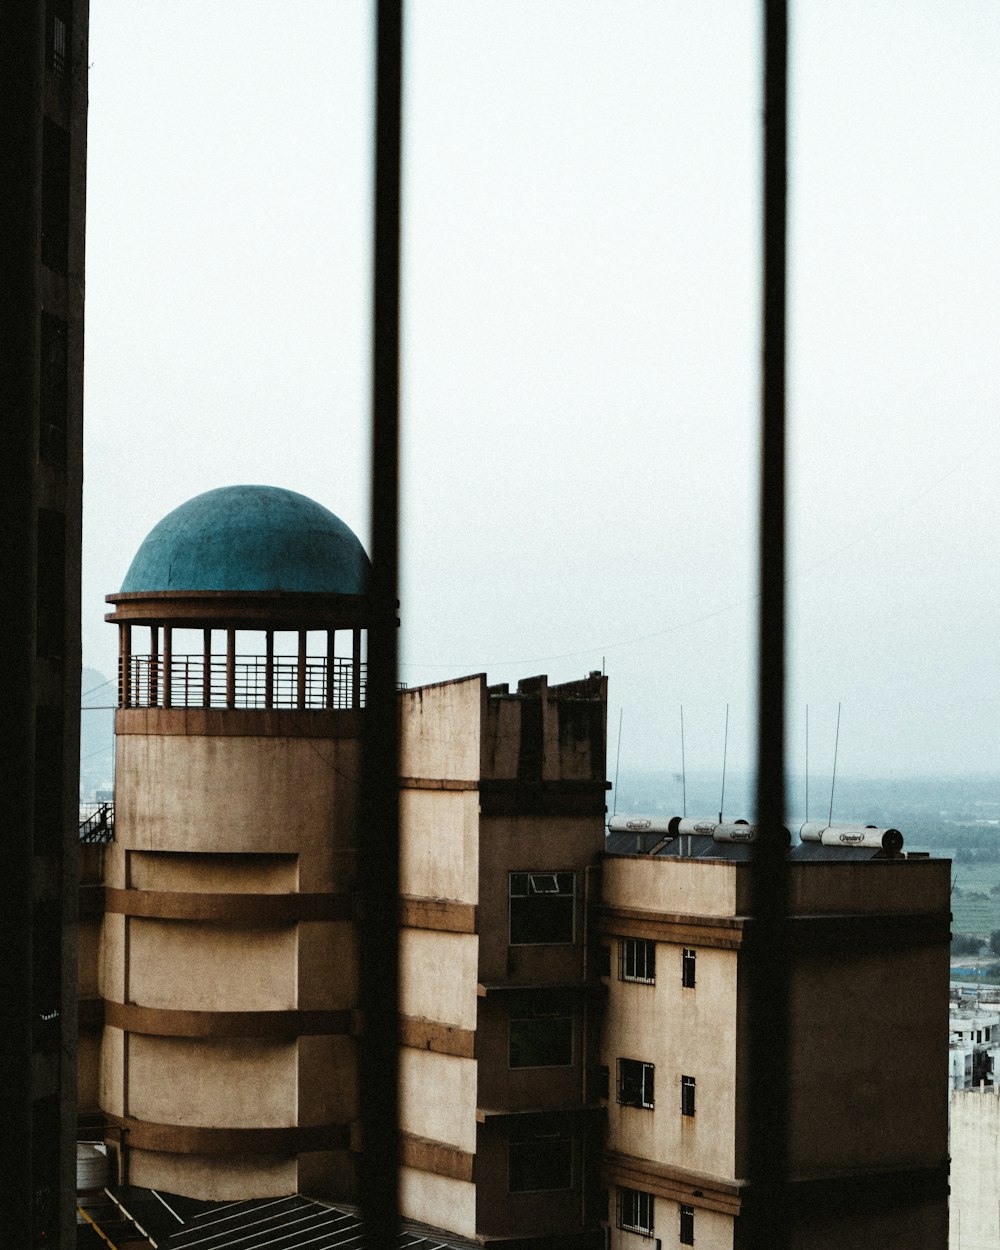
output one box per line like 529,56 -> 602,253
396,670 -> 607,1244
950,1084 -> 1000,1250
79,486 -> 950,1248
599,823 -> 951,1249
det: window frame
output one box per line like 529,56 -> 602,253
617,1186 -> 655,1237
680,1202 -> 695,1245
618,936 -> 656,985
508,1128 -> 574,1193
681,1073 -> 696,1117
617,1057 -> 655,1110
508,1008 -> 575,1069
682,946 -> 697,988
508,870 -> 576,946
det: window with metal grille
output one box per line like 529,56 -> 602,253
509,871 -> 575,945
41,118 -> 70,272
681,1074 -> 696,1117
618,1058 -> 654,1109
680,1203 -> 695,1244
508,1129 -> 574,1192
617,1186 -> 654,1236
50,11 -> 68,75
39,312 -> 68,466
619,936 -> 655,984
682,946 -> 697,988
509,1008 -> 573,1068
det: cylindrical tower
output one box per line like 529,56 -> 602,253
99,485 -> 369,1201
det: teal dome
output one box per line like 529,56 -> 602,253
121,485 -> 370,595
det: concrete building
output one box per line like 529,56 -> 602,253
85,486 -> 610,1246
949,993 -> 999,1093
96,485 -> 370,1199
1,2 -> 88,1244
395,670 -> 607,1245
599,821 -> 951,1250
949,1084 -> 1000,1250
80,487 -> 951,1248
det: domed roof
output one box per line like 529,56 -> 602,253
121,485 -> 370,595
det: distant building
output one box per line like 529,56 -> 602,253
949,997 -> 998,1093
79,486 -> 951,1248
950,1084 -> 1000,1250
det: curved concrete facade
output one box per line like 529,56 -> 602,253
100,715 -> 360,1199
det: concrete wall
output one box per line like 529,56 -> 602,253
399,789 -> 479,904
399,1170 -> 476,1240
399,929 -> 478,1030
950,1085 -> 1000,1250
103,726 -> 361,1201
478,815 -> 600,986
603,855 -> 740,919
399,676 -> 483,782
399,1050 -> 477,1155
781,943 -> 950,1178
603,941 -> 738,1179
611,1196 -> 734,1250
128,1037 -> 297,1127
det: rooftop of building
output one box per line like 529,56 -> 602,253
120,485 -> 370,596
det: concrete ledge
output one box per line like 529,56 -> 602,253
598,905 -> 746,950
103,1001 -> 353,1039
105,1112 -> 351,1155
399,1016 -> 476,1059
115,706 -> 362,738
105,887 -> 353,922
400,895 -> 476,934
603,1148 -> 744,1216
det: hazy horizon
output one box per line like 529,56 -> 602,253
83,3 -> 1000,778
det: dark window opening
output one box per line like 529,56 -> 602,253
619,936 -> 656,984
41,118 -> 70,272
39,312 -> 68,466
32,901 -> 62,1048
509,1130 -> 574,1192
47,6 -> 69,77
509,871 -> 575,945
682,946 -> 697,988
617,1186 -> 654,1236
680,1203 -> 695,1245
33,706 -> 65,855
681,1074 -> 696,1117
509,1009 -> 574,1068
618,1057 -> 654,1109
36,508 -> 66,657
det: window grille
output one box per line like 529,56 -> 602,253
617,1186 -> 654,1236
618,1058 -> 655,1109
619,936 -> 656,984
681,1074 -> 696,1117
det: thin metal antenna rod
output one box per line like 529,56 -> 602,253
748,1 -> 790,1245
805,703 -> 809,822
680,705 -> 687,818
612,708 -> 623,815
828,701 -> 842,826
359,4 -> 403,1245
719,703 -> 730,822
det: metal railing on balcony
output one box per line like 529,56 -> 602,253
124,654 -> 366,710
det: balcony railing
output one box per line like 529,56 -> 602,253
124,654 -> 366,710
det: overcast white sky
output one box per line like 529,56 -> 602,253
83,2 -> 1000,778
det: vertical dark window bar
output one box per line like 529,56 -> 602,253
747,2 -> 789,1247
358,2 -> 403,1246
0,6 -> 43,1244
